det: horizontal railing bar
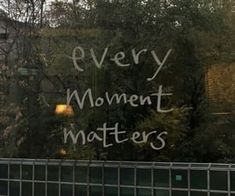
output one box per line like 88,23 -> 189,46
0,158 -> 234,168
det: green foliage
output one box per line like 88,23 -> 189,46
1,0 -> 234,162
134,106 -> 189,161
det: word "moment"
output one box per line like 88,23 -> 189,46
64,123 -> 168,150
67,85 -> 174,112
67,46 -> 173,81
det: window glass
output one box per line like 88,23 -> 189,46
61,184 -> 73,196
137,188 -> 152,196
210,171 -> 227,191
210,193 -> 228,196
191,192 -> 207,196
47,183 -> 59,196
136,169 -> 151,187
104,187 -> 118,196
47,165 -> 59,181
0,181 -> 8,195
190,170 -> 207,189
75,185 -> 87,196
230,171 -> 235,191
34,165 -> 45,181
90,167 -> 102,184
34,183 -> 45,196
61,166 -> 73,182
0,164 -> 8,179
154,169 -> 169,187
104,167 -> 118,185
0,2 -> 234,195
120,187 -> 134,196
10,165 -> 20,179
171,170 -> 188,188
90,186 -> 102,196
10,182 -> 20,196
22,165 -> 32,180
22,182 -> 32,196
75,166 -> 88,183
154,190 -> 169,196
172,190 -> 188,196
120,168 -> 134,185
0,0 -> 233,166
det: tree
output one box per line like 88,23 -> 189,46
0,0 -> 46,157
1,0 -> 234,162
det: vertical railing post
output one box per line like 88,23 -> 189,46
118,162 -> 120,196
19,160 -> 22,196
207,163 -> 211,196
169,163 -> 172,196
151,163 -> 154,196
73,160 -> 76,196
228,165 -> 231,196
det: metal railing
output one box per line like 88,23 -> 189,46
0,158 -> 235,196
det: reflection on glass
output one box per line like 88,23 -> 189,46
90,186 -> 102,196
0,164 -> 8,179
191,191 -> 207,196
210,171 -> 227,191
104,187 -> 118,196
190,170 -> 207,189
137,188 -> 152,196
154,190 -> 169,196
10,164 -> 20,179
75,166 -> 88,183
35,165 -> 45,181
34,183 -> 45,196
231,171 -> 235,191
90,167 -> 102,184
47,165 -> 59,181
47,183 -> 59,196
210,193 -> 228,196
136,169 -> 151,186
172,190 -> 188,196
120,187 -> 134,196
61,166 -> 73,182
0,181 -> 8,195
22,182 -> 32,196
171,170 -> 188,188
61,184 -> 73,196
75,185 -> 87,196
22,165 -> 32,180
154,169 -> 169,187
120,168 -> 134,185
10,182 -> 20,196
104,167 -> 118,185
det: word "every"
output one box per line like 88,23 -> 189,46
67,46 -> 173,81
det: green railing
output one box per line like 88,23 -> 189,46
0,159 -> 235,196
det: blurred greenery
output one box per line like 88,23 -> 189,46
0,0 -> 234,162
